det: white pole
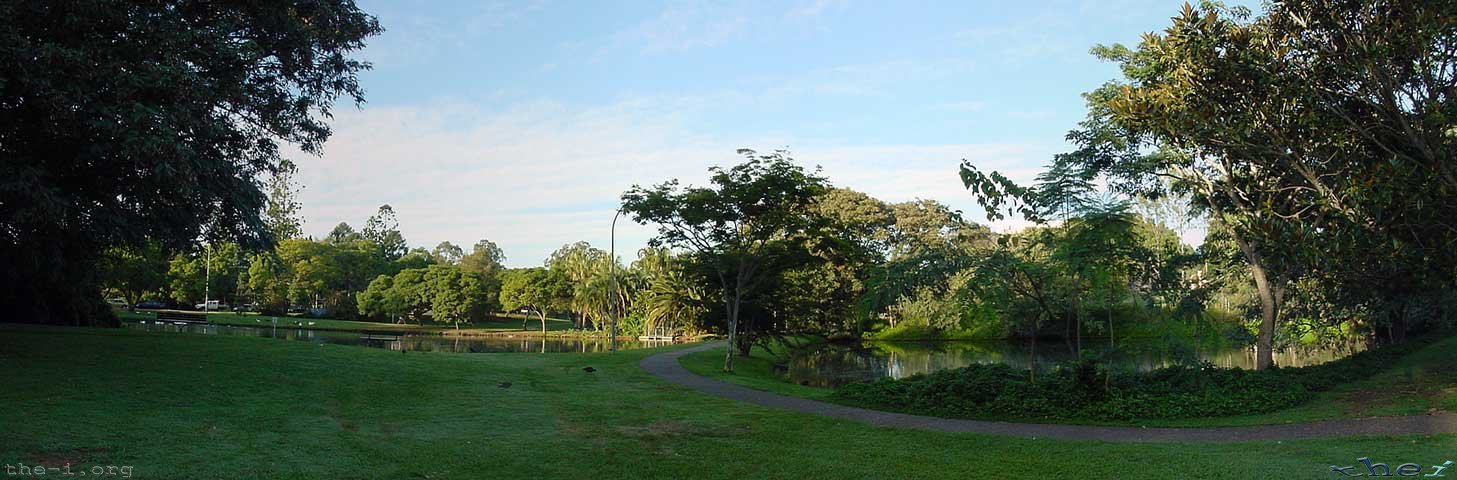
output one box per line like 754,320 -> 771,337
204,243 -> 211,314
609,209 -> 621,352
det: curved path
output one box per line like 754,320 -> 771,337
641,342 -> 1457,443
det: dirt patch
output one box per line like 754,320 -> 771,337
1338,387 -> 1420,416
615,420 -> 703,438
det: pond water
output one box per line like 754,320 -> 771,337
785,339 -> 1366,387
123,321 -> 668,353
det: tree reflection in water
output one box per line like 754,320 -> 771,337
786,339 -> 1366,387
123,322 -> 675,353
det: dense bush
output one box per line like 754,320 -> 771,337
832,336 -> 1436,421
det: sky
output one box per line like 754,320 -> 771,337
295,0 -> 1234,268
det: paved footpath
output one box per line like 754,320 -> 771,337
640,342 -> 1457,443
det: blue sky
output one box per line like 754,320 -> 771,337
297,0 -> 1237,267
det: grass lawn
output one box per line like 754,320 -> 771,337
681,336 -> 1457,428
117,310 -> 579,335
2,324 -> 1454,479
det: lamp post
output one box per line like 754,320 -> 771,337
609,208 -> 622,352
203,243 -> 211,314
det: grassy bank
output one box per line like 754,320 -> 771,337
681,336 -> 1457,428
117,310 -> 582,336
2,324 -> 1454,479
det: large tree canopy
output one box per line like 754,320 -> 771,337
622,149 -> 829,371
0,0 -> 381,325
962,0 -> 1457,368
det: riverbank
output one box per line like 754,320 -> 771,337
680,336 -> 1457,428
116,310 -> 628,338
3,324 -> 1454,479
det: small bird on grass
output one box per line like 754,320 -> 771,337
582,366 -> 596,373
497,382 -> 512,389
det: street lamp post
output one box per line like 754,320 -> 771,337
609,208 -> 623,352
203,243 -> 211,314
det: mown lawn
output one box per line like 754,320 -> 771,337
2,324 -> 1453,479
680,335 -> 1457,428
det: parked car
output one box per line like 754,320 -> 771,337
135,300 -> 166,310
106,297 -> 129,309
193,300 -> 228,311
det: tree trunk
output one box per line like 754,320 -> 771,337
1391,305 -> 1409,344
723,294 -> 740,372
1233,231 -> 1280,370
539,311 -> 548,336
1029,326 -> 1038,383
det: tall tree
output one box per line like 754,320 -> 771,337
264,160 -> 305,241
363,205 -> 407,261
621,149 -> 829,371
460,239 -> 505,279
0,0 -> 381,325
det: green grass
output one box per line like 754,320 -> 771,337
2,324 -> 1454,479
682,336 -> 1457,428
117,310 -> 579,335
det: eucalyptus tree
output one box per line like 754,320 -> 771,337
622,149 -> 829,371
460,239 -> 505,279
0,0 -> 380,325
431,242 -> 464,265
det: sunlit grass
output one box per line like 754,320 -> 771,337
2,324 -> 1453,479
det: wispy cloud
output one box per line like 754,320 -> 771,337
784,0 -> 847,22
597,0 -> 852,56
363,1 -> 545,65
296,96 -> 1044,266
605,1 -> 751,54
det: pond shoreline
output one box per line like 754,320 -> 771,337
120,313 -> 639,339
121,320 -> 682,353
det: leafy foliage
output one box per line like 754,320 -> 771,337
0,0 -> 381,325
622,149 -> 830,370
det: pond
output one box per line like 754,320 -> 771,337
784,339 -> 1366,387
123,321 -> 669,353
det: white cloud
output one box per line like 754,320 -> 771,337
295,97 -> 1048,267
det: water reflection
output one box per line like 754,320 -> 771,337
787,339 -> 1366,387
123,321 -> 672,353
